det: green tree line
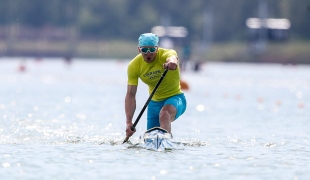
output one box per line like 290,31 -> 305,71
0,0 -> 309,42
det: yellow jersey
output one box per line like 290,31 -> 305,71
127,48 -> 182,101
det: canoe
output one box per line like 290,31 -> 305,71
142,127 -> 175,151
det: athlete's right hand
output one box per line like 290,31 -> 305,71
126,122 -> 136,137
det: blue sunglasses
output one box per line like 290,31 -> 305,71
139,47 -> 158,54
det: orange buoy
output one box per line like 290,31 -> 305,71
18,61 -> 26,72
257,97 -> 264,103
180,79 -> 189,90
235,94 -> 242,100
298,102 -> 305,108
275,100 -> 282,106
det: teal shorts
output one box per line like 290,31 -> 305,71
147,93 -> 186,130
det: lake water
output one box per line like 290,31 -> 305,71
0,58 -> 309,179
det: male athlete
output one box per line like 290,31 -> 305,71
125,33 -> 187,138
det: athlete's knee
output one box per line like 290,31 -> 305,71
159,110 -> 170,120
160,105 -> 176,121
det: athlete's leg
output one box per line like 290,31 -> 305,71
159,104 -> 176,133
159,93 -> 186,133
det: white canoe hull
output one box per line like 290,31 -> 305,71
142,127 -> 175,151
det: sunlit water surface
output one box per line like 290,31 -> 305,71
0,58 -> 309,179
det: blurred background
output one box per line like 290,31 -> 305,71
0,0 -> 309,64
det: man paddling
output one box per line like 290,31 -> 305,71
125,33 -> 187,138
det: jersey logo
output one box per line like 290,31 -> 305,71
143,70 -> 161,80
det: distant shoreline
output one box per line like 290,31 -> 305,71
0,40 -> 309,64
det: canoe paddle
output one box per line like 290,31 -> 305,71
123,68 -> 168,144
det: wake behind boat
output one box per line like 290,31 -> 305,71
141,127 -> 175,151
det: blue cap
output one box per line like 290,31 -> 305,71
138,33 -> 159,47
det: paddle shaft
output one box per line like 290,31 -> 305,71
123,68 -> 168,143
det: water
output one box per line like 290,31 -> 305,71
0,58 -> 309,179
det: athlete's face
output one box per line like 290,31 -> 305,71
138,46 -> 158,63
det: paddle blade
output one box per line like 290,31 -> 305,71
180,79 -> 189,90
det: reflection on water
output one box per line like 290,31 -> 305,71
0,58 -> 309,179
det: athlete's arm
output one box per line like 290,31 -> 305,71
125,84 -> 137,137
163,56 -> 178,70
